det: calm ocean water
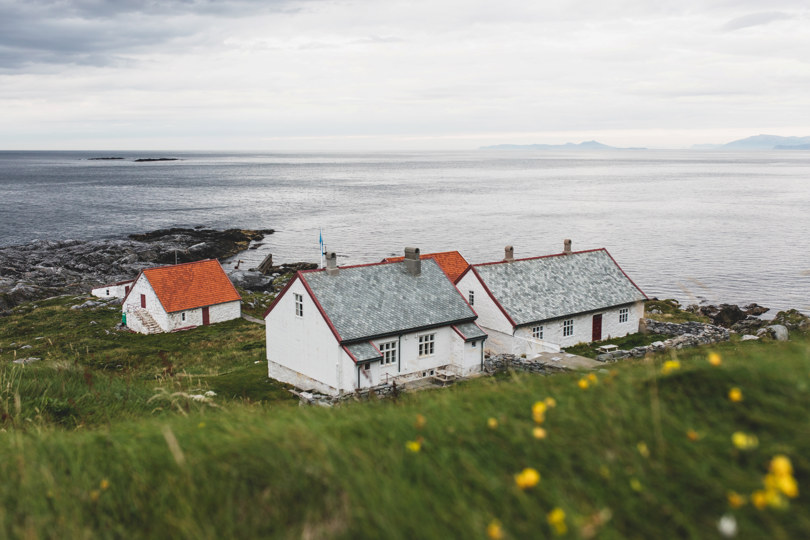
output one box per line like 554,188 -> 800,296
0,150 -> 808,313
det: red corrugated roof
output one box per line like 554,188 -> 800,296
383,251 -> 470,282
142,259 -> 241,313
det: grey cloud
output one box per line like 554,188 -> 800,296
722,11 -> 794,31
0,0 -> 305,69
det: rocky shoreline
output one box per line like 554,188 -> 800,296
0,227 -> 273,313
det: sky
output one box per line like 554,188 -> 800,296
1,0 -> 809,151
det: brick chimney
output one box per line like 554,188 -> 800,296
325,251 -> 338,275
563,239 -> 572,255
404,247 -> 421,276
504,245 -> 514,262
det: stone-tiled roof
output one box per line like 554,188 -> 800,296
453,322 -> 487,341
383,251 -> 470,282
139,259 -> 240,313
302,259 -> 476,342
343,342 -> 382,363
473,249 -> 646,326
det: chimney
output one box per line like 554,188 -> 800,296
325,251 -> 338,275
563,239 -> 572,255
504,245 -> 514,262
404,247 -> 421,276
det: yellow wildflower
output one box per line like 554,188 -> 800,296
532,401 -> 547,424
731,432 -> 758,450
414,414 -> 426,429
727,491 -> 746,508
544,397 -> 557,408
599,465 -> 611,479
687,429 -> 700,442
198,422 -> 206,429
775,475 -> 798,499
533,427 -> 547,439
751,490 -> 768,510
486,519 -> 504,540
547,507 -> 567,535
89,490 -> 100,502
578,378 -> 589,390
487,417 -> 499,429
100,479 -> 110,491
405,439 -> 422,453
515,468 -> 540,490
728,388 -> 743,402
636,442 -> 650,458
630,478 -> 643,492
661,359 -> 681,375
769,455 -> 793,478
708,352 -> 722,366
587,373 -> 598,383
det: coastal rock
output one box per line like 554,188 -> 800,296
771,309 -> 810,332
0,228 -> 274,312
757,325 -> 789,341
228,270 -> 274,291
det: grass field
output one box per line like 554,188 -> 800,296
0,295 -> 807,538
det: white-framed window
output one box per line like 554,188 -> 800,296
468,290 -> 475,305
471,340 -> 477,348
418,334 -> 435,357
294,293 -> 303,317
619,308 -> 629,323
563,319 -> 574,337
380,341 -> 397,365
532,325 -> 544,339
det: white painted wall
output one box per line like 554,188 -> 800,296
164,300 -> 241,331
265,278 -> 343,393
122,275 -> 170,333
520,301 -> 645,349
456,271 -> 514,335
91,281 -> 133,300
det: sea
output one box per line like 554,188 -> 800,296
0,150 -> 808,314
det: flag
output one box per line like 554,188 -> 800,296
319,228 -> 325,268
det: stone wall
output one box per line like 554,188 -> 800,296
595,319 -> 730,361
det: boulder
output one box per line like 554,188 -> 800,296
767,325 -> 789,341
771,309 -> 810,332
228,270 -> 274,291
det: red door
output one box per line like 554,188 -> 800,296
140,294 -> 146,308
592,314 -> 602,341
202,306 -> 210,326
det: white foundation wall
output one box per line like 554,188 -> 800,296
122,276 -> 170,332
164,300 -> 241,331
456,272 -> 514,335
266,279 -> 342,392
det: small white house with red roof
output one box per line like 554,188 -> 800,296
122,259 -> 241,334
91,279 -> 134,300
264,248 -> 487,396
456,241 -> 647,355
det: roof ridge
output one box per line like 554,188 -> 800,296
143,258 -> 217,273
472,248 -> 606,267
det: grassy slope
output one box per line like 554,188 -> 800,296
0,297 -> 808,538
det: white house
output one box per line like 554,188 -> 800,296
122,259 -> 241,334
455,241 -> 647,355
264,248 -> 487,396
91,279 -> 134,300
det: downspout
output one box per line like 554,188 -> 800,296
398,335 -> 402,373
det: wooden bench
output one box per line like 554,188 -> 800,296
596,344 -> 619,354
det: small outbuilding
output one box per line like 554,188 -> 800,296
122,259 -> 241,334
264,248 -> 487,396
455,241 -> 647,355
91,279 -> 134,300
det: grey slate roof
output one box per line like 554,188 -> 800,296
344,342 -> 382,363
474,249 -> 646,327
303,259 -> 477,343
453,322 -> 488,341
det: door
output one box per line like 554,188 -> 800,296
140,294 -> 146,308
592,314 -> 602,341
202,306 -> 210,326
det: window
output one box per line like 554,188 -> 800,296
418,334 -> 435,357
471,341 -> 477,348
619,308 -> 629,323
380,341 -> 397,365
532,325 -> 544,339
468,290 -> 475,305
563,319 -> 574,337
294,293 -> 303,317
363,363 -> 370,371
181,312 -> 186,322
105,289 -> 110,296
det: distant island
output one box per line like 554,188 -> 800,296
480,140 -> 646,151
692,134 -> 810,150
134,158 -> 181,162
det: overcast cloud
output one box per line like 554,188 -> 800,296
1,0 -> 808,150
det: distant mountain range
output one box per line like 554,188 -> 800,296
692,134 -> 810,150
479,140 -> 647,151
480,134 -> 810,151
